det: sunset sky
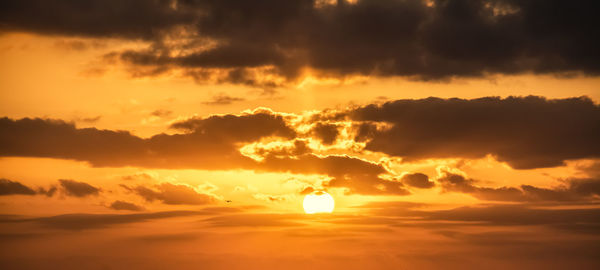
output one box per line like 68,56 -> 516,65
1,1 -> 600,269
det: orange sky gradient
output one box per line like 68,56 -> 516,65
1,1 -> 600,269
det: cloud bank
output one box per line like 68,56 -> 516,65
1,0 -> 598,85
1,96 -> 599,196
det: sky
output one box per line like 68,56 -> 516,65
1,0 -> 600,269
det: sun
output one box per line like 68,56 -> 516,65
303,191 -> 335,214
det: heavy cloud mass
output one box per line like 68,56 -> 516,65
1,96 -> 600,195
1,0 -> 599,85
0,112 -> 403,195
0,113 -> 292,169
0,0 -> 194,39
2,2 -> 600,268
347,96 -> 600,169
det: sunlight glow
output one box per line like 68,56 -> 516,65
303,191 -> 335,214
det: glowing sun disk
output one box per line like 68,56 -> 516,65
303,191 -> 335,214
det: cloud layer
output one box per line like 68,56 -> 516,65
0,111 -> 402,195
347,96 -> 600,169
1,96 -> 599,196
2,0 -> 599,85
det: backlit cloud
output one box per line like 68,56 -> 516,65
1,0 -> 598,86
346,96 -> 600,169
1,96 -> 599,196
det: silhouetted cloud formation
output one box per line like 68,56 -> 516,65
0,0 -> 194,39
109,200 -> 145,211
261,154 -> 409,195
401,173 -> 434,189
0,178 -> 94,197
347,96 -> 600,169
311,123 -> 339,145
0,178 -> 36,196
0,113 -> 403,195
2,96 -> 599,195
169,111 -> 296,141
58,179 -> 100,197
0,113 -> 293,169
2,0 -> 599,85
36,186 -> 58,197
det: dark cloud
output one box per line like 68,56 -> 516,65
311,123 -> 339,145
0,178 -> 36,196
252,139 -> 312,158
0,114 -> 402,195
0,113 -> 294,169
438,171 -> 600,202
568,178 -> 600,197
109,200 -> 145,211
0,179 -> 56,197
201,93 -> 246,105
218,68 -> 280,89
2,0 -> 598,85
0,0 -> 194,40
0,117 -> 148,166
58,179 -> 100,197
53,39 -> 106,51
36,186 -> 58,197
347,96 -> 600,169
169,112 -> 295,139
0,179 -> 60,197
121,183 -> 217,205
401,173 -> 434,189
3,96 -> 598,196
261,154 -> 409,195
